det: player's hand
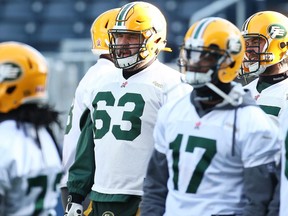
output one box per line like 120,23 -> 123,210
64,196 -> 83,216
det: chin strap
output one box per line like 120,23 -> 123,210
117,53 -> 138,69
205,82 -> 244,107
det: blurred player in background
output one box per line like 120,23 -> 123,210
239,11 -> 288,215
64,1 -> 191,216
60,7 -> 120,211
0,41 -> 62,215
140,17 -> 281,216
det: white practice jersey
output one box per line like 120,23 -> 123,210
0,120 -> 62,216
154,94 -> 281,216
86,60 -> 192,196
60,58 -> 120,187
244,78 -> 288,124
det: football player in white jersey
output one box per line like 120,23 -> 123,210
0,42 -> 62,215
60,8 -> 120,212
239,11 -> 288,216
140,17 -> 282,216
64,2 -> 191,216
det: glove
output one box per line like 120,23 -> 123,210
64,195 -> 83,216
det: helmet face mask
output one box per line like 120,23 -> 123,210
240,11 -> 288,76
241,33 -> 274,76
179,17 -> 244,88
108,2 -> 167,69
179,45 -> 231,88
108,30 -> 146,69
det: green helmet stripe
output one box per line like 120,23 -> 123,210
116,2 -> 137,27
192,17 -> 215,39
242,13 -> 257,32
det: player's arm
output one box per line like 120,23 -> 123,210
241,112 -> 281,216
243,162 -> 279,216
140,149 -> 169,216
141,105 -> 170,216
66,112 -> 95,212
267,164 -> 281,216
61,107 -> 90,209
61,98 -> 83,188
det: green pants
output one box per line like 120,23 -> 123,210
88,195 -> 141,216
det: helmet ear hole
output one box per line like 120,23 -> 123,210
280,42 -> 286,49
6,86 -> 16,94
229,61 -> 236,68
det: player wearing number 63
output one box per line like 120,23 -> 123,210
61,8 -> 121,213
0,42 -> 62,215
65,2 -> 191,216
140,17 -> 282,216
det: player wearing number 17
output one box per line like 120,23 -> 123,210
140,17 -> 282,216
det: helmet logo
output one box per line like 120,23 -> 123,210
227,38 -> 242,54
0,63 -> 21,82
268,24 -> 287,39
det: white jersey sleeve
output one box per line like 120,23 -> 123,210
0,121 -> 62,215
60,59 -> 119,187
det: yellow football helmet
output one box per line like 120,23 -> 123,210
240,11 -> 288,76
90,8 -> 120,55
0,41 -> 48,113
179,17 -> 245,87
108,1 -> 167,69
